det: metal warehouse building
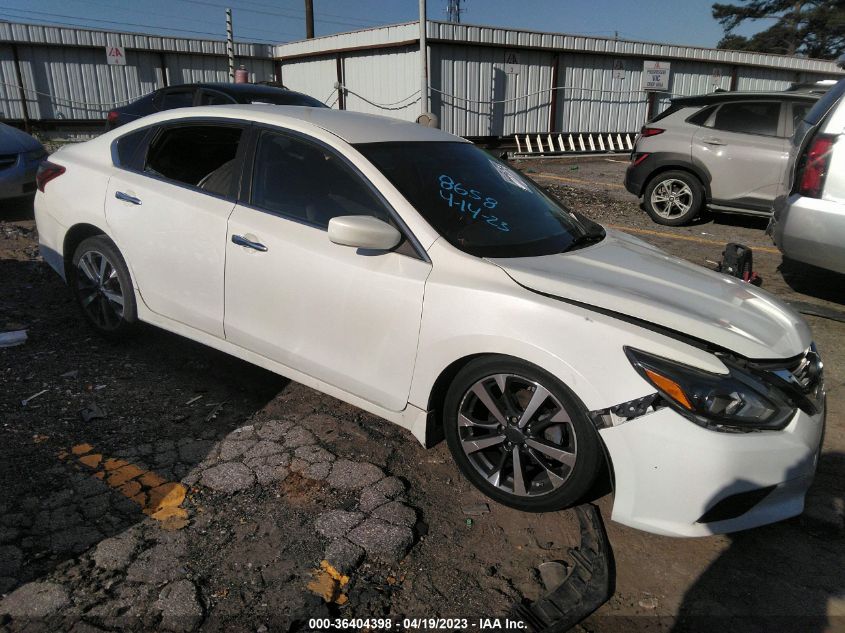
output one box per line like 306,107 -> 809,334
277,21 -> 844,139
0,18 -> 842,140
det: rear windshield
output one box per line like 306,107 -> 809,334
356,141 -> 604,258
234,91 -> 326,108
649,103 -> 683,123
802,79 -> 845,127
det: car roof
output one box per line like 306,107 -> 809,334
195,82 -> 313,97
121,104 -> 465,145
672,91 -> 820,107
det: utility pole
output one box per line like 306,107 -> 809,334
305,0 -> 314,39
419,0 -> 428,115
446,0 -> 462,23
226,8 -> 234,81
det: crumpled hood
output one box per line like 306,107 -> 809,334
490,229 -> 811,360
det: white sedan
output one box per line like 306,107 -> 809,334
35,105 -> 825,537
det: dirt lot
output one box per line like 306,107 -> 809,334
1,156 -> 844,632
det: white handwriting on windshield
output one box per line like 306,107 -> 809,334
438,175 -> 510,232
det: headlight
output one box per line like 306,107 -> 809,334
625,347 -> 796,431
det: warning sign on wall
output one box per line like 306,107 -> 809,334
105,46 -> 126,66
642,60 -> 670,91
504,51 -> 519,75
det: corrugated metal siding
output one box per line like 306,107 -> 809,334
165,54 -> 275,85
0,45 -> 25,119
654,60 -> 734,111
276,21 -> 845,76
281,57 -> 338,107
0,22 -> 273,58
275,23 -> 419,59
735,66 -> 796,92
0,21 -> 276,121
556,54 -> 648,133
342,47 -> 420,122
14,44 -> 164,119
431,44 -> 554,136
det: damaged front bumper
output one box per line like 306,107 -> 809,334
598,403 -> 825,537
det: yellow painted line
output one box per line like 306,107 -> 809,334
532,172 -> 627,189
606,224 -> 780,254
61,443 -> 189,529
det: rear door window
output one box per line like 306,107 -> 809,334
159,89 -> 195,110
144,124 -> 243,198
711,101 -> 781,136
114,129 -> 149,169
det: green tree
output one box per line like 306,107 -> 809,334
712,0 -> 845,59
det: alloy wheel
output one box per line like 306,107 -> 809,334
457,373 -> 578,498
75,250 -> 125,330
650,178 -> 693,219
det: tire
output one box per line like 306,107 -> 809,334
443,356 -> 603,512
643,170 -> 704,226
70,235 -> 138,339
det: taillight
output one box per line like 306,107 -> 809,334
107,110 -> 119,123
797,134 -> 834,198
631,152 -> 650,167
36,160 -> 66,192
640,126 -> 665,137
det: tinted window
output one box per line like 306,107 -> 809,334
159,89 -> 194,110
712,101 -> 780,136
803,79 -> 845,126
357,142 -> 604,258
200,90 -> 235,106
649,103 -> 682,123
145,124 -> 242,197
250,131 -> 389,227
687,104 -> 717,126
114,129 -> 148,168
237,91 -> 327,107
791,102 -> 813,130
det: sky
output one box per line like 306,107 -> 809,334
0,0 -> 770,48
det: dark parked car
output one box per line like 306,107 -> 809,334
106,83 -> 326,129
0,123 -> 46,200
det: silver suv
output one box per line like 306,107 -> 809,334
625,92 -> 819,225
770,70 -> 845,274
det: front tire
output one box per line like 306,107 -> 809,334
443,356 -> 602,512
70,235 -> 137,339
643,170 -> 704,226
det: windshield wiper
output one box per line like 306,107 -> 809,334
568,229 -> 606,251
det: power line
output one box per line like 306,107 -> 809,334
54,0 -> 303,39
0,7 -> 281,43
171,0 -> 380,30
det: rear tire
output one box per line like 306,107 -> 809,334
643,170 -> 704,226
70,235 -> 137,340
443,356 -> 602,512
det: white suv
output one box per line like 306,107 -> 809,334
770,62 -> 845,274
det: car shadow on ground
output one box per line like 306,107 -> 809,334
671,452 -> 845,633
779,258 -> 845,305
0,257 -> 289,592
0,196 -> 34,222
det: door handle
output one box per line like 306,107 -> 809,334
115,191 -> 142,205
702,137 -> 725,146
231,234 -> 268,252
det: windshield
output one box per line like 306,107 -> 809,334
356,141 -> 604,258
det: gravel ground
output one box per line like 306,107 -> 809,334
1,159 -> 844,632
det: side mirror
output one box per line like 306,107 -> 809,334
328,215 -> 401,251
